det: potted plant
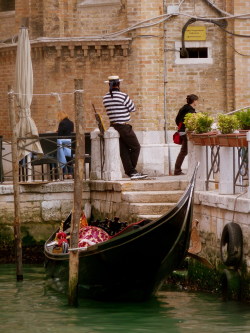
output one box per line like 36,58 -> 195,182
217,114 -> 246,147
193,112 -> 214,134
184,112 -> 216,145
235,108 -> 250,131
217,114 -> 240,134
183,112 -> 198,132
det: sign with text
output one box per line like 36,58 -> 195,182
184,26 -> 206,41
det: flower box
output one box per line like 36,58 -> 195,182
189,132 -> 219,146
217,133 -> 247,147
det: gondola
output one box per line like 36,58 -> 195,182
44,164 -> 199,301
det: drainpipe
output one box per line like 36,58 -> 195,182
163,3 -> 172,175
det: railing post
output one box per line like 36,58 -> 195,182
188,141 -> 207,191
219,147 -> 234,194
247,131 -> 250,199
103,127 -> 122,181
187,139 -> 195,179
90,128 -> 103,180
195,145 -> 207,191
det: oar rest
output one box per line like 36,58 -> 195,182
31,133 -> 59,181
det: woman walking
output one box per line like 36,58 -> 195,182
174,94 -> 198,175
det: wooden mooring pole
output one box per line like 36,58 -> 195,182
68,80 -> 85,306
8,87 -> 23,281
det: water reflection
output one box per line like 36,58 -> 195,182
0,265 -> 249,333
158,289 -> 250,332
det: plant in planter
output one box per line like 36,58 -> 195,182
183,112 -> 198,132
184,112 -> 215,145
217,114 -> 246,147
217,114 -> 240,134
235,108 -> 250,130
194,113 -> 214,134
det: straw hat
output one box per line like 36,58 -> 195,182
104,75 -> 123,83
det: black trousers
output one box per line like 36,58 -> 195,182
174,134 -> 188,174
111,124 -> 140,176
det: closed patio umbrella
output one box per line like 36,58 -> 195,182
15,27 -> 42,161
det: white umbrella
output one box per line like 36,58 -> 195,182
15,27 -> 43,161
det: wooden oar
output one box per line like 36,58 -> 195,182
186,251 -> 214,269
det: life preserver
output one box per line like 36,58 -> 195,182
221,268 -> 241,301
220,222 -> 243,268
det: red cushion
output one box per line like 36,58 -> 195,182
78,226 -> 110,247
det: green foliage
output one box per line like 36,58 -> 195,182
184,112 -> 214,133
194,113 -> 214,133
235,108 -> 250,130
184,113 -> 197,131
217,114 -> 240,134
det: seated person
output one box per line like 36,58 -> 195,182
56,110 -> 74,179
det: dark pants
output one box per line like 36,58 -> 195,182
174,134 -> 188,175
111,124 -> 141,176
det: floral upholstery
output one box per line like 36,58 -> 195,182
78,226 -> 110,248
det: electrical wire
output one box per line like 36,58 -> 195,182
204,0 -> 233,17
1,10 -> 250,46
30,12 -> 250,42
181,15 -> 250,58
7,90 -> 83,97
219,25 -> 250,38
178,0 -> 185,7
227,42 -> 250,57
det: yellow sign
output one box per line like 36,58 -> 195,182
184,26 -> 206,41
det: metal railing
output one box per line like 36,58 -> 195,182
205,145 -> 220,190
204,145 -> 248,194
0,133 -> 91,183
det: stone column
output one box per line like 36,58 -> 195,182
187,139 -> 195,179
247,131 -> 250,198
188,144 -> 207,191
103,127 -> 122,181
219,147 -> 234,194
90,128 -> 103,180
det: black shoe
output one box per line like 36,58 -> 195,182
130,172 -> 148,180
174,171 -> 185,175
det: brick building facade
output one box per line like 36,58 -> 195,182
0,0 -> 249,175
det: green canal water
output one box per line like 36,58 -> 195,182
0,264 -> 250,333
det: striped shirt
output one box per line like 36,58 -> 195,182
103,91 -> 136,124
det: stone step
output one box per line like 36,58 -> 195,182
122,190 -> 184,203
137,214 -> 162,221
130,202 -> 175,215
120,179 -> 188,192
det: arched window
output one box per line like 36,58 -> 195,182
0,0 -> 15,12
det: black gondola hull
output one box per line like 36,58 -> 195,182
45,166 -> 198,301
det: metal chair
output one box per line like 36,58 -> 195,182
31,133 -> 60,181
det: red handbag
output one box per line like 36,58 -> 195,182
173,122 -> 183,145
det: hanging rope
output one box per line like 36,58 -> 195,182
7,89 -> 84,97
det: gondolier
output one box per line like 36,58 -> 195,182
103,75 -> 147,180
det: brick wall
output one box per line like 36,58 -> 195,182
233,0 -> 250,109
126,0 -> 164,132
0,0 -> 250,139
0,11 -> 15,39
164,0 -> 229,129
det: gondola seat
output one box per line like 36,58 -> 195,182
78,226 -> 110,248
